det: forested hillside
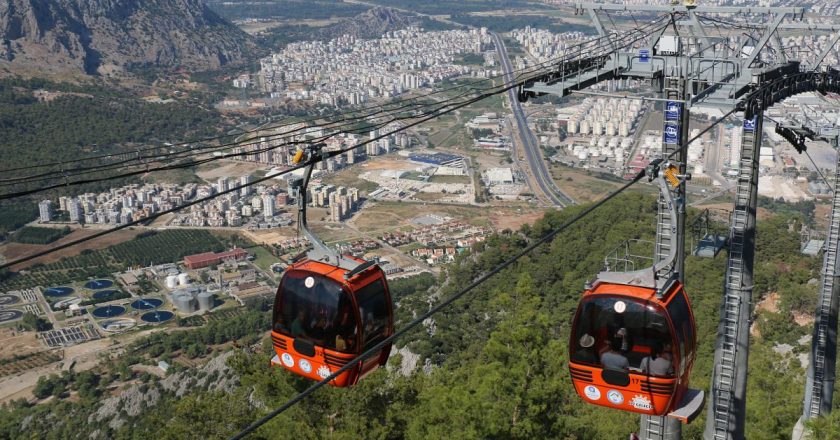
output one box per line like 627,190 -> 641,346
0,193 -> 834,439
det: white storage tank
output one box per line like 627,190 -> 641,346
580,120 -> 590,135
165,275 -> 178,289
178,273 -> 190,286
615,148 -> 626,161
621,138 -> 633,149
619,122 -> 630,137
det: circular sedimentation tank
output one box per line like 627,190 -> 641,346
43,287 -> 74,297
130,298 -> 163,310
0,310 -> 23,322
140,311 -> 174,323
92,290 -> 118,300
92,305 -> 126,318
0,295 -> 20,306
84,279 -> 114,289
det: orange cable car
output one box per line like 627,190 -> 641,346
568,162 -> 704,422
270,145 -> 394,387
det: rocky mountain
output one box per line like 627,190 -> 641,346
318,7 -> 422,41
0,0 -> 254,76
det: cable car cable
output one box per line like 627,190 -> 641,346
229,168 -> 650,440
0,72 -> 537,269
0,76 -> 741,270
229,94 -> 747,438
0,19 -> 669,179
0,21 -> 671,199
0,25 -> 650,188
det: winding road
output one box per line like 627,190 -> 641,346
491,32 -> 575,207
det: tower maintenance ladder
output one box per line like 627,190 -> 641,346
706,112 -> 762,440
804,154 -> 840,418
641,74 -> 688,440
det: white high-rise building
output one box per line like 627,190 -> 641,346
729,125 -> 743,168
217,177 -> 229,193
240,175 -> 252,197
68,198 -> 83,223
262,194 -> 276,219
38,200 -> 53,223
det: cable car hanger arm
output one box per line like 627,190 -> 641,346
595,158 -> 682,290
292,143 -> 366,273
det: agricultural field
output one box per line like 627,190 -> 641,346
0,230 -> 224,291
0,351 -> 61,377
245,246 -> 277,271
428,175 -> 472,184
549,165 -> 626,202
10,226 -> 72,245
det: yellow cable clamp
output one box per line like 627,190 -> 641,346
664,165 -> 680,188
292,150 -> 305,164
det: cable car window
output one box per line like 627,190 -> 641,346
356,279 -> 389,349
274,270 -> 358,353
571,295 -> 674,376
667,292 -> 692,375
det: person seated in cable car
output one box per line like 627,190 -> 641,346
574,334 -> 599,364
640,342 -> 674,376
291,310 -> 307,337
600,337 -> 629,371
334,298 -> 356,351
310,315 -> 331,345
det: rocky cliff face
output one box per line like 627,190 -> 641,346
0,0 -> 254,76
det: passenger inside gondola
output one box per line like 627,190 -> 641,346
574,334 -> 598,364
640,342 -> 674,376
571,296 -> 674,371
275,270 -> 359,352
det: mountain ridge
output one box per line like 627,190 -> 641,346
0,0 -> 255,77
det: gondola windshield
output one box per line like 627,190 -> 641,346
274,270 -> 358,353
356,279 -> 390,349
571,295 -> 675,375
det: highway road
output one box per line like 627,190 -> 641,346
491,32 -> 575,207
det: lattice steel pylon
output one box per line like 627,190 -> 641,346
515,3 -> 840,440
781,128 -> 840,440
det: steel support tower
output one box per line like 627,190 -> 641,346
640,74 -> 691,440
794,150 -> 840,438
778,126 -> 840,439
705,110 -> 762,440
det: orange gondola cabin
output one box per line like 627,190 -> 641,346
568,278 -> 696,417
270,143 -> 394,387
271,258 -> 394,387
567,164 -> 703,422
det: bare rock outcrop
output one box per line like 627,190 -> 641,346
0,0 -> 254,75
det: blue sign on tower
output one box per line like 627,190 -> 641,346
639,49 -> 650,63
663,123 -> 681,144
665,101 -> 682,121
743,117 -> 757,132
